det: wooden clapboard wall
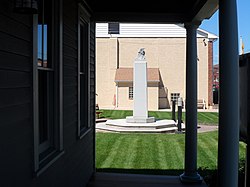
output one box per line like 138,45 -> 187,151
0,0 -> 95,186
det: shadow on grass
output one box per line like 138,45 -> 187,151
97,168 -> 183,176
96,168 -> 245,187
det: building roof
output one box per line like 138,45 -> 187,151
96,23 -> 218,41
115,68 -> 160,82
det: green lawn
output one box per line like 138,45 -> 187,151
96,111 -> 245,185
96,131 -> 246,173
98,109 -> 219,124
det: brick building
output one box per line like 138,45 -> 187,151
96,23 -> 218,110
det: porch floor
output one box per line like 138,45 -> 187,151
87,172 -> 208,187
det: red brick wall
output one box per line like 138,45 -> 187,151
208,41 -> 213,106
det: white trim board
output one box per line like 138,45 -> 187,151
96,23 -> 218,41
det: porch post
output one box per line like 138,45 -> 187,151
180,21 -> 202,183
218,0 -> 239,187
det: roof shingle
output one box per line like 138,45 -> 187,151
115,68 -> 160,82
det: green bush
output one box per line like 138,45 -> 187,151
200,158 -> 246,187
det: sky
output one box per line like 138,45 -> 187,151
200,0 -> 250,64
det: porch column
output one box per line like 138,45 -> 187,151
180,21 -> 202,183
218,0 -> 239,187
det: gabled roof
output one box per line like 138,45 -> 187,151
96,23 -> 218,41
115,68 -> 160,83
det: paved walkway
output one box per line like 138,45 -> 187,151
197,124 -> 218,133
98,107 -> 219,113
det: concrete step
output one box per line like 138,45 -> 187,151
105,119 -> 177,129
96,123 -> 179,133
96,119 -> 186,133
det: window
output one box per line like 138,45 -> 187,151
171,93 -> 180,103
129,87 -> 133,100
108,22 -> 120,34
34,0 -> 63,174
37,0 -> 54,156
78,6 -> 90,138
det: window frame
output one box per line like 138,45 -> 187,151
171,93 -> 180,103
77,5 -> 91,139
33,0 -> 64,175
108,22 -> 120,34
129,87 -> 133,100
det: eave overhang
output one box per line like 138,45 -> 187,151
83,0 -> 218,23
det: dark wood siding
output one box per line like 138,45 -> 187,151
32,1 -> 94,186
0,1 -> 33,186
0,0 -> 95,186
90,21 -> 96,170
63,0 -> 78,147
33,0 -> 95,187
33,0 -> 94,186
90,21 -> 96,124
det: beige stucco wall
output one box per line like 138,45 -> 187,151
115,82 -> 159,110
96,37 -> 209,110
197,38 -> 209,109
96,38 -> 118,108
148,84 -> 159,111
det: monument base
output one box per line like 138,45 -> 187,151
126,116 -> 155,123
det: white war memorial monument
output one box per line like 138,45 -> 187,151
96,48 -> 178,133
126,48 -> 155,123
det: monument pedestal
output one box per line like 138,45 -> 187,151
126,116 -> 155,123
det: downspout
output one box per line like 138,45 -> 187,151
116,83 -> 118,108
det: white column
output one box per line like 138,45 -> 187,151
134,61 -> 148,118
180,21 -> 202,183
218,0 -> 239,187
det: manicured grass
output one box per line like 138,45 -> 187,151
98,109 -> 219,124
96,131 -> 246,172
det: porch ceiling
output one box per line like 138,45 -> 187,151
84,0 -> 218,23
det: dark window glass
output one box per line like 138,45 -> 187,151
108,23 -> 119,34
38,0 -> 51,68
79,19 -> 89,134
171,93 -> 180,102
129,87 -> 133,100
80,24 -> 88,73
38,71 -> 54,153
